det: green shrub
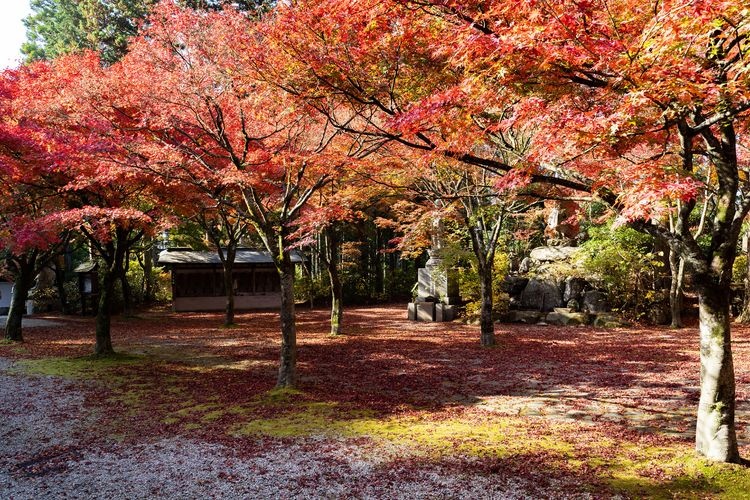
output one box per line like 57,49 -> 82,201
295,270 -> 330,304
733,254 -> 747,283
575,222 -> 665,316
441,246 -> 510,322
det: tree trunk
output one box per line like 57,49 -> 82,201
4,266 -> 33,342
143,244 -> 155,304
478,259 -> 496,347
54,256 -> 71,315
328,257 -> 343,336
669,243 -> 685,328
94,270 -> 116,356
326,228 -> 343,336
695,284 -> 740,463
223,260 -> 235,327
276,256 -> 297,388
120,271 -> 133,317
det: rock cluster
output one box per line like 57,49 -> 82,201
504,246 -> 626,327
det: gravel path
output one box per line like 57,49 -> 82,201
0,357 -> 591,499
0,316 -> 63,328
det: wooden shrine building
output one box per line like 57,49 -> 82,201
157,248 -> 303,312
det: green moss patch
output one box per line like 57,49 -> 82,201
607,450 -> 750,499
227,397 -> 750,498
15,353 -> 146,379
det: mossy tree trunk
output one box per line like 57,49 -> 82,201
465,210 -> 503,348
273,240 -> 298,389
85,225 -> 143,357
54,254 -> 71,315
143,238 -> 156,304
120,252 -> 134,317
669,242 -> 685,329
95,267 -> 116,355
4,243 -> 66,342
695,282 -> 739,462
476,253 -> 495,347
201,211 -> 246,328
4,257 -> 36,342
324,226 -> 343,336
221,246 -> 237,327
680,111 -> 743,462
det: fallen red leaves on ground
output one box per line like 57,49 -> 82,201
4,304 -> 750,496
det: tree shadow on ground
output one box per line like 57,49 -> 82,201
8,304 -> 750,450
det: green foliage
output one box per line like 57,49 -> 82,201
22,0 -> 88,62
732,254 -> 747,283
23,0 -> 157,64
294,269 -> 330,304
125,259 -> 171,304
63,278 -> 81,311
381,266 -> 416,301
576,222 -> 665,315
22,0 -> 274,65
440,241 -> 510,320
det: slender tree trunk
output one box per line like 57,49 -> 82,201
223,260 -> 235,327
120,271 -> 133,317
669,243 -> 685,328
143,244 -> 155,304
328,258 -> 343,336
95,270 -> 116,356
4,266 -> 34,342
326,228 -> 343,336
276,256 -> 297,388
478,259 -> 496,347
695,283 -> 740,463
54,256 -> 71,315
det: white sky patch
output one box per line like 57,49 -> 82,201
0,0 -> 32,70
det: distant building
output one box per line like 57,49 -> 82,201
157,248 -> 303,312
0,278 -> 12,315
0,278 -> 35,316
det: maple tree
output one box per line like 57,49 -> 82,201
14,53 -> 164,355
263,0 -> 577,346
404,0 -> 750,463
171,188 -> 252,327
262,0 -> 750,462
114,3 -> 351,387
0,67 -> 69,342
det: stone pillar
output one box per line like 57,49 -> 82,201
408,218 -> 460,321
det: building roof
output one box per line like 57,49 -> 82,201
73,261 -> 98,273
157,248 -> 304,267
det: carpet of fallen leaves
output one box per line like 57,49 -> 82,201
3,304 -> 750,498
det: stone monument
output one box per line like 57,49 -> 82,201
408,218 -> 461,322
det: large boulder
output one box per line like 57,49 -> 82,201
563,277 -> 588,303
504,276 -> 529,295
593,313 -> 627,328
529,246 -> 578,263
520,279 -> 562,312
545,309 -> 587,326
506,310 -> 542,324
582,290 -> 610,314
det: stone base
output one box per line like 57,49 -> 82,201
416,301 -> 435,321
407,302 -> 456,322
435,304 -> 456,321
